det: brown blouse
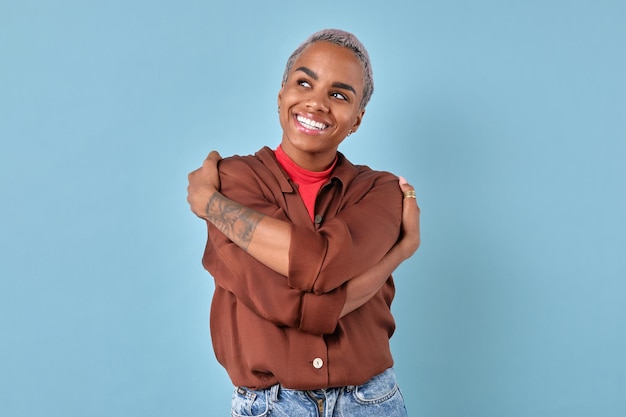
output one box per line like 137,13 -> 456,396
202,146 -> 403,390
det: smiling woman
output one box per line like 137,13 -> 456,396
278,42 -> 365,172
187,29 -> 420,417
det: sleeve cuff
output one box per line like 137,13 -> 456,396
287,223 -> 327,292
299,286 -> 347,335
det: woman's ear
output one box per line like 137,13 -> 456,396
277,86 -> 283,108
350,108 -> 366,134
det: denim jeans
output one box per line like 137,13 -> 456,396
230,367 -> 408,417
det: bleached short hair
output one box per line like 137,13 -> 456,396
282,29 -> 374,110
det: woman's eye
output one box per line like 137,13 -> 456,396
297,80 -> 311,88
331,92 -> 348,101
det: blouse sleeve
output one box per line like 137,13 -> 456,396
287,171 -> 403,294
202,156 -> 347,335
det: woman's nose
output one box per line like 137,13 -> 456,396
305,91 -> 329,112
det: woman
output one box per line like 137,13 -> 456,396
188,29 -> 420,416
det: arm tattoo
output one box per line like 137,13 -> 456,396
206,192 -> 263,251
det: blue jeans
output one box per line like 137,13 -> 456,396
230,368 -> 408,417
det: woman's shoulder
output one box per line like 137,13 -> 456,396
219,147 -> 275,173
336,157 -> 399,202
219,147 -> 289,191
338,152 -> 396,182
346,161 -> 398,187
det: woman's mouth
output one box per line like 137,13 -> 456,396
296,115 -> 328,131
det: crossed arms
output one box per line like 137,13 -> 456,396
188,151 -> 420,330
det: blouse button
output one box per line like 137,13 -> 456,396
312,358 -> 324,369
314,215 -> 323,224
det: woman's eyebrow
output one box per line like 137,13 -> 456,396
294,66 -> 356,94
295,66 -> 318,80
331,81 -> 356,95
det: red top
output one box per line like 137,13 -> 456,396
274,145 -> 337,221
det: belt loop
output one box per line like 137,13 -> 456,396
270,383 -> 280,401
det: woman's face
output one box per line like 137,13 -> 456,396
278,41 -> 365,171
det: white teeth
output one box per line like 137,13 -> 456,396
297,115 -> 327,130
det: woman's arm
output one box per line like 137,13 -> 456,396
340,177 -> 420,317
188,151 -> 291,275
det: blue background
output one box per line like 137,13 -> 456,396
1,1 -> 624,416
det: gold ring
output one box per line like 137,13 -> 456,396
403,190 -> 416,199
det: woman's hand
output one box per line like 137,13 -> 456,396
396,176 -> 421,259
187,151 -> 222,219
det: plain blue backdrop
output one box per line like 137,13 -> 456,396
1,0 -> 624,416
